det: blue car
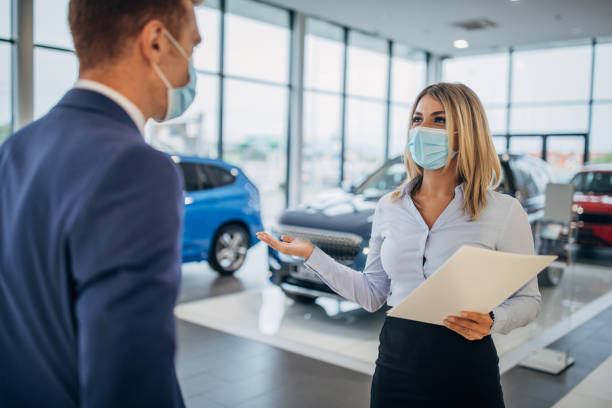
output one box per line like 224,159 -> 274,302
171,155 -> 262,275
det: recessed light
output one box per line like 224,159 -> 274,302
453,40 -> 469,49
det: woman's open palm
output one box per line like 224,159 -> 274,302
256,232 -> 315,260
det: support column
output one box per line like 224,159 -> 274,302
14,0 -> 34,129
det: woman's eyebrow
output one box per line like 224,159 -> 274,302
413,111 -> 445,115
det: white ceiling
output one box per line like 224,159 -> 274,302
266,0 -> 612,56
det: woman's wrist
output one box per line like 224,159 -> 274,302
303,243 -> 315,260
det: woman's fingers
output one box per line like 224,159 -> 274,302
449,316 -> 489,336
256,232 -> 282,251
443,315 -> 490,340
460,311 -> 492,328
443,320 -> 479,340
256,232 -> 304,257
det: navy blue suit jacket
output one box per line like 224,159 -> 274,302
0,89 -> 185,407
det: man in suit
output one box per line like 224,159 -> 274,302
0,1 -> 202,407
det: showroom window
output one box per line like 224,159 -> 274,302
147,0 -> 221,160
344,31 -> 388,187
302,19 -> 344,198
223,0 -> 290,220
442,52 -> 510,143
511,43 -> 592,180
509,136 -> 543,159
0,0 -> 12,144
33,0 -> 78,120
591,39 -> 612,164
34,48 -> 78,119
389,43 -> 426,158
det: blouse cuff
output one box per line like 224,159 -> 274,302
303,246 -> 330,274
491,305 -> 509,335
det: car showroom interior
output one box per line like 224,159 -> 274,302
1,0 -> 612,407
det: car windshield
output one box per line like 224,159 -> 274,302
572,172 -> 612,194
355,162 -> 406,198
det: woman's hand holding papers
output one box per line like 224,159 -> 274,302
444,311 -> 493,340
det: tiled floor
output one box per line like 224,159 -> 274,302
501,305 -> 612,407
175,246 -> 612,407
553,355 -> 612,407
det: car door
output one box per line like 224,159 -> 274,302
180,162 -> 216,261
199,164 -> 249,225
508,157 -> 548,216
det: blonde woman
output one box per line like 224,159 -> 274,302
257,83 -> 541,407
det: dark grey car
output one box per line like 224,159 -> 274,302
268,154 -> 560,303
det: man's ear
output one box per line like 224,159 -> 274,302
139,20 -> 165,65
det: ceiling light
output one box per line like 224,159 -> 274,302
453,40 -> 469,49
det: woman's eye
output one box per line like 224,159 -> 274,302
434,117 -> 446,124
412,117 -> 422,123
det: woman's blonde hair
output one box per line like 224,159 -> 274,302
391,82 -> 501,221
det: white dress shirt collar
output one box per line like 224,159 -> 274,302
402,176 -> 465,198
74,79 -> 146,135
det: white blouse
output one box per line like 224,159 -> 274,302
304,178 -> 542,335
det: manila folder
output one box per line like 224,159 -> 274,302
387,246 -> 556,325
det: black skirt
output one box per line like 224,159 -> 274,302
370,316 -> 505,408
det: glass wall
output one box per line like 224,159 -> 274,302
33,0 -> 77,119
443,52 -> 509,137
0,0 -> 10,39
302,20 -> 344,198
389,43 -> 426,158
511,44 -> 591,181
34,48 -> 78,118
223,0 -> 290,219
0,23 -> 13,144
343,32 -> 388,187
7,0 -> 611,218
591,40 -> 612,164
302,21 -> 426,197
34,0 -> 72,49
443,40 -> 609,181
0,0 -> 11,144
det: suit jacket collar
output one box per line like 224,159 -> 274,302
56,88 -> 142,135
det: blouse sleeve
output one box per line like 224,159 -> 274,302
491,198 -> 542,335
303,198 -> 391,312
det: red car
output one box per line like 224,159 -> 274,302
571,164 -> 612,247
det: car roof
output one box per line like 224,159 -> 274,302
169,155 -> 238,171
578,163 -> 612,173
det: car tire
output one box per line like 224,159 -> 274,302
282,289 -> 317,304
538,265 -> 564,287
209,224 -> 250,276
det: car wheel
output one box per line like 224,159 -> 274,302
209,224 -> 249,276
282,289 -> 317,304
538,265 -> 564,287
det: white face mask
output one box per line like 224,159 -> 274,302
152,29 -> 197,121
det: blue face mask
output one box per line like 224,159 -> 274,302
152,29 -> 197,121
407,126 -> 456,170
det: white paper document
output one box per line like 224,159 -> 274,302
387,246 -> 557,325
